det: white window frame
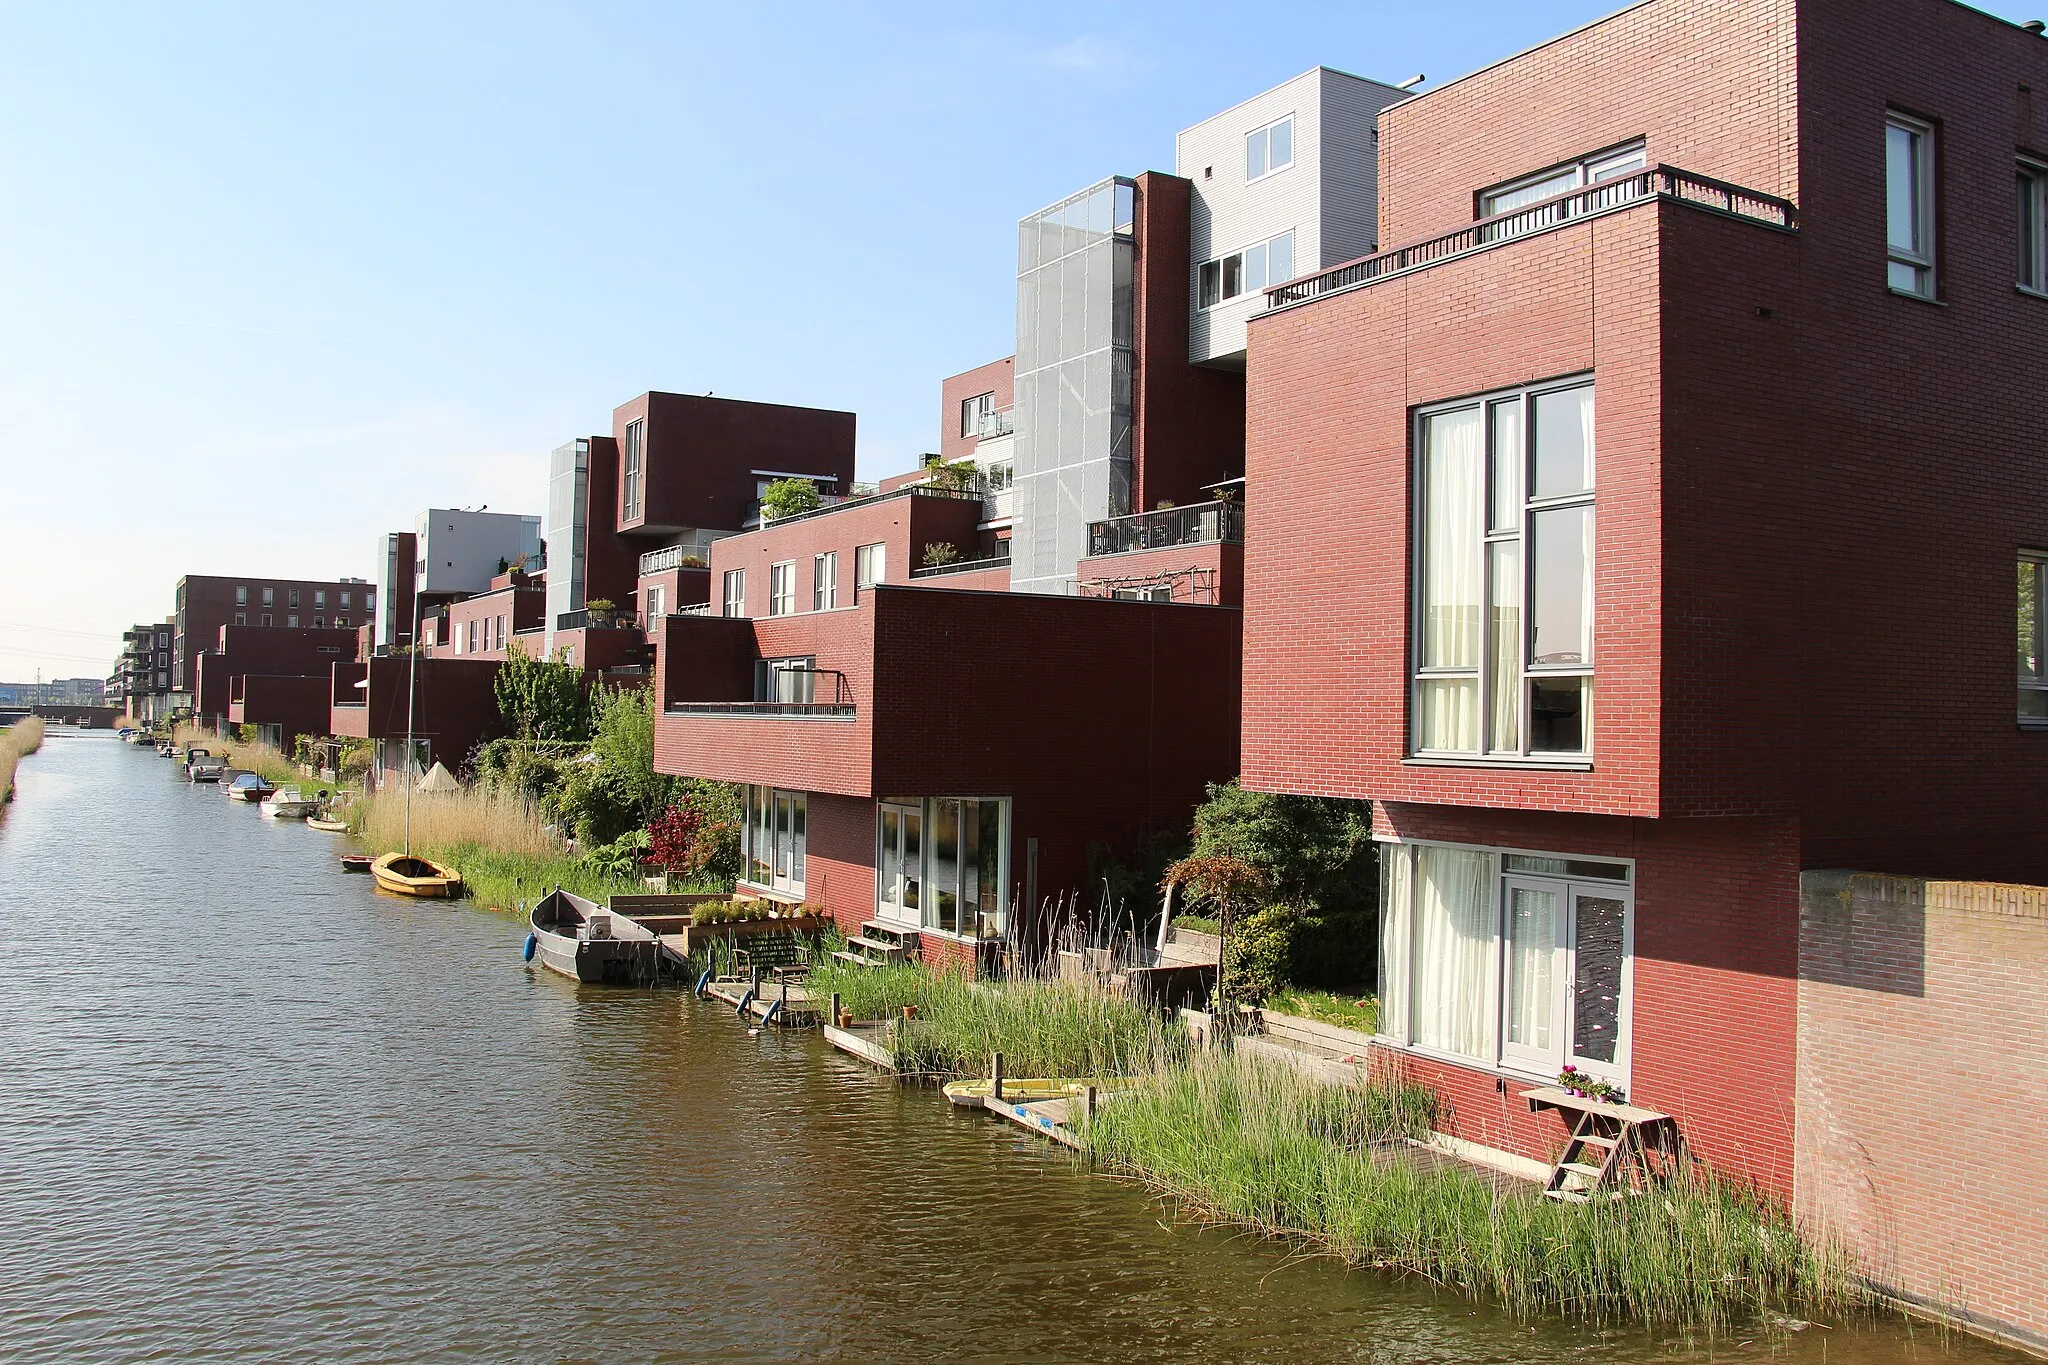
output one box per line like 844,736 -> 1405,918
1411,376 -> 1596,764
740,785 -> 807,897
1244,113 -> 1295,183
768,561 -> 796,617
1886,112 -> 1936,299
814,551 -> 838,611
855,542 -> 886,589
1479,141 -> 1646,220
1197,229 -> 1296,309
644,585 -> 664,625
875,796 -> 1010,940
622,417 -> 644,521
287,614 -> 300,629
1377,836 -> 1635,1089
2021,551 -> 2048,728
315,590 -> 326,609
235,585 -> 248,606
722,568 -> 746,618
2019,158 -> 2048,296
960,392 -> 996,439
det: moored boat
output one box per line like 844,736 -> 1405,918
306,816 -> 350,833
259,786 -> 320,820
371,852 -> 462,897
340,853 -> 374,873
226,773 -> 275,802
188,757 -> 227,783
526,888 -> 658,985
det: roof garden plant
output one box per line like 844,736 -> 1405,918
759,477 -> 823,520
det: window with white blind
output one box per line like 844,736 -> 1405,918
855,543 -> 886,589
1413,378 -> 1594,761
1379,839 -> 1633,1087
814,552 -> 838,611
769,562 -> 796,616
722,569 -> 746,618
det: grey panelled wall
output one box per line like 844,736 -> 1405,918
1010,178 -> 1136,597
1179,66 -> 1405,365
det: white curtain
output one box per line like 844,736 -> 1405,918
1411,846 -> 1495,1061
1504,884 -> 1560,1053
1488,541 -> 1521,752
1378,844 -> 1412,1042
1419,409 -> 1482,751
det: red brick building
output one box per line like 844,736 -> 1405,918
173,573 -> 372,711
1239,0 -> 2048,1201
193,624 -> 359,748
330,655 -> 506,787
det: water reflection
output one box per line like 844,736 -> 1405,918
0,735 -> 2020,1362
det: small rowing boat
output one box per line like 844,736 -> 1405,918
940,1076 -> 1135,1107
307,816 -> 350,833
340,854 -> 374,874
526,887 -> 658,985
370,852 -> 462,898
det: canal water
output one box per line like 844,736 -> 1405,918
0,732 -> 2022,1363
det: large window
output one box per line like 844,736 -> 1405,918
1886,112 -> 1936,298
755,655 -> 816,706
877,797 -> 1008,939
2020,159 -> 2047,295
814,551 -> 838,611
235,585 -> 247,606
742,786 -> 806,896
855,542 -> 886,589
1414,378 -> 1594,760
1245,114 -> 1293,181
1479,142 -> 1644,219
722,568 -> 746,618
622,417 -> 644,521
1379,839 -> 1633,1086
768,561 -> 796,616
1198,230 -> 1295,308
2022,553 -> 2048,726
643,586 -> 663,625
960,391 -> 996,439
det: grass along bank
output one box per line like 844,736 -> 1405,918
346,782 -> 710,913
170,723 -> 325,793
1077,1048 -> 1860,1333
0,716 -> 47,802
806,956 -> 1185,1080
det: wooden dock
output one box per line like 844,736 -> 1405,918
823,1020 -> 898,1069
977,1093 -> 1087,1150
701,974 -> 821,1027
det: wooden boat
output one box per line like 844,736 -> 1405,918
259,786 -> 320,819
306,816 -> 350,833
941,1077 -> 1116,1107
526,887 -> 659,985
340,854 -> 374,874
371,852 -> 462,897
226,773 -> 275,802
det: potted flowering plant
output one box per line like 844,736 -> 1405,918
1557,1066 -> 1626,1104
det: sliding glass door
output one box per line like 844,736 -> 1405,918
875,798 -> 1008,938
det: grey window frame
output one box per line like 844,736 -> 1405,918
1886,111 -> 1937,299
622,417 -> 644,521
1410,375 -> 1596,765
722,568 -> 746,619
2019,158 -> 2048,297
814,551 -> 838,611
2022,551 -> 2048,728
768,561 -> 796,617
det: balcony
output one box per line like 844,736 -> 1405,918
1087,500 -> 1245,558
911,545 -> 1013,580
972,407 -> 1015,440
1266,165 -> 1796,310
666,668 -> 855,720
638,544 -> 704,576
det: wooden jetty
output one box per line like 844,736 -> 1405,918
823,1019 -> 898,1069
701,970 -> 822,1027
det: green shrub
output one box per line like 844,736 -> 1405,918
759,477 -> 823,519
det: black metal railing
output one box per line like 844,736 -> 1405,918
666,667 -> 855,718
1267,165 -> 1797,309
911,545 -> 1013,579
1087,500 -> 1245,558
554,609 -> 638,631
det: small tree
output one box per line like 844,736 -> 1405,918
921,541 -> 962,568
1161,852 -> 1270,1011
494,640 -> 590,744
922,455 -> 977,491
759,478 -> 822,520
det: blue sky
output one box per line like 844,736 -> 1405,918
0,0 -> 2034,683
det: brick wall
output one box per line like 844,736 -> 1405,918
1374,801 -> 1801,1198
617,391 -> 857,535
939,357 -> 1014,465
227,674 -> 335,749
1796,871 -> 2048,1351
1131,172 -> 1248,512
1375,0 -> 1799,246
706,490 -> 987,618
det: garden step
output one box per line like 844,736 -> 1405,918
829,950 -> 873,968
1559,1161 -> 1607,1180
1573,1132 -> 1617,1148
848,936 -> 906,956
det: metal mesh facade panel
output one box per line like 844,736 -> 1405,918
1011,178 -> 1135,595
544,439 -> 589,649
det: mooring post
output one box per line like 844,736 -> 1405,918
992,1051 -> 1005,1101
1085,1085 -> 1098,1121
830,991 -> 842,1030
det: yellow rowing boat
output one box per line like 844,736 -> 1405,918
370,852 -> 463,898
